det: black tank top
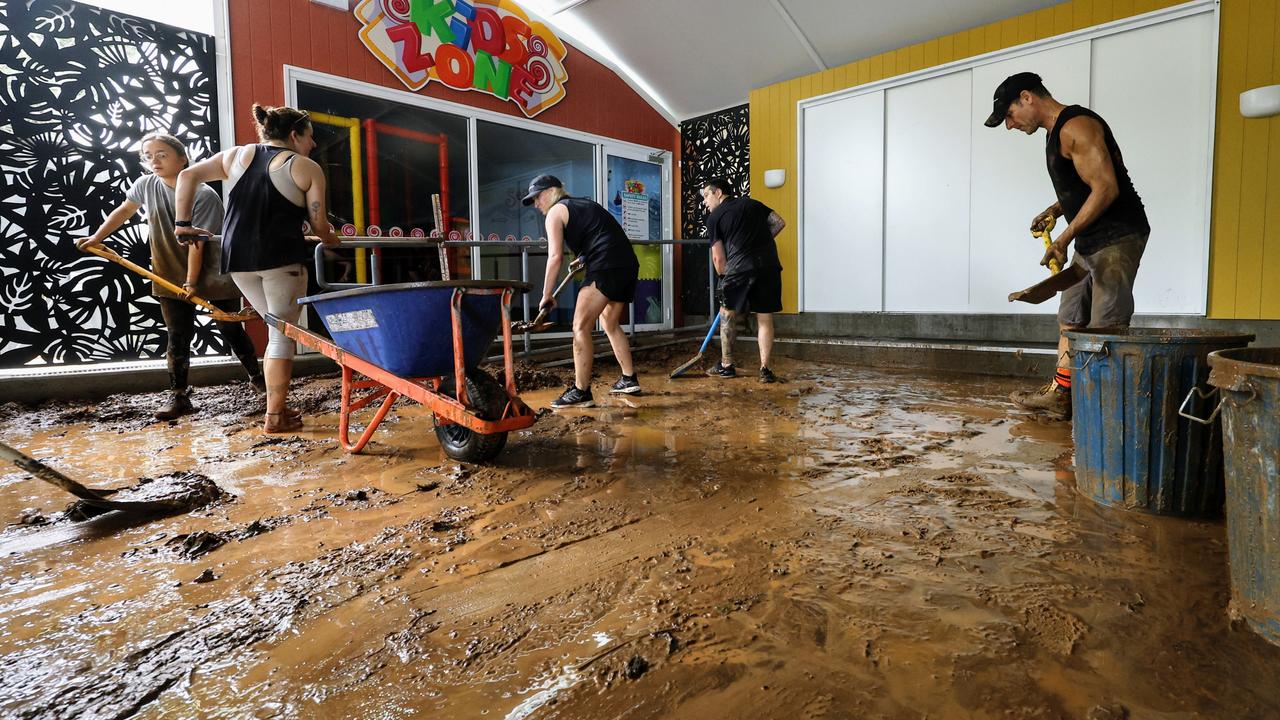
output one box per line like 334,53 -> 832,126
556,196 -> 639,272
221,145 -> 309,273
1046,106 -> 1149,255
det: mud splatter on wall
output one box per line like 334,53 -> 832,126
0,0 -> 220,367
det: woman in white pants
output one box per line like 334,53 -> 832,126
175,103 -> 340,433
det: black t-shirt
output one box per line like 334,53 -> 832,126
1046,105 -> 1149,256
556,196 -> 639,272
706,196 -> 782,277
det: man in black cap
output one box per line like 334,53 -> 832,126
699,177 -> 786,383
523,174 -> 641,408
985,72 -> 1149,419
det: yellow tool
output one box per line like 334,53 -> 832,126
1033,214 -> 1061,275
83,245 -> 258,323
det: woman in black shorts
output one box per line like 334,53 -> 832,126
523,174 -> 640,408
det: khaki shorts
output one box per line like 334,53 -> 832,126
1057,233 -> 1148,329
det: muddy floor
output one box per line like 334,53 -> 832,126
2,356 -> 1278,719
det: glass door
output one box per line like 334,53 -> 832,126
602,147 -> 672,331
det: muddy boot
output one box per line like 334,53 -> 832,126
1010,383 -> 1070,419
155,389 -> 194,421
249,374 -> 266,394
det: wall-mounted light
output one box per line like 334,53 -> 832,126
1241,85 -> 1280,119
763,169 -> 786,188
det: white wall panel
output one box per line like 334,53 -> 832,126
1090,13 -> 1215,314
884,72 -> 972,312
801,91 -> 884,312
968,42 -> 1092,313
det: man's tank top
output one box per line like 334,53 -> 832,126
221,145 -> 309,273
556,196 -> 639,272
1045,105 -> 1149,255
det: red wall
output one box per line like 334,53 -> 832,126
228,0 -> 676,150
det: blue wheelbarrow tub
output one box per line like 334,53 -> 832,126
299,280 -> 531,379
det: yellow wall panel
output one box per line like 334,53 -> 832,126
1054,4 -> 1074,34
924,38 -> 940,68
743,0 -> 1279,318
1261,5 -> 1280,313
1209,0 -> 1249,317
1074,0 -> 1095,30
1094,0 -> 1115,25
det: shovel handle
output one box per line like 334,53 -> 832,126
83,245 -> 254,323
699,312 -> 722,353
0,440 -> 111,501
518,257 -> 585,331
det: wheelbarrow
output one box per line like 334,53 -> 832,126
265,280 -> 536,462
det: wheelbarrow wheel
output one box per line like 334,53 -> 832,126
433,369 -> 509,462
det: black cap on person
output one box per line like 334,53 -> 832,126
983,72 -> 1044,128
521,174 -> 563,206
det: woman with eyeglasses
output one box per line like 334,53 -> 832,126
76,133 -> 263,421
175,103 -> 340,434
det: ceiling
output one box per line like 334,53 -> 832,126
522,0 -> 1063,123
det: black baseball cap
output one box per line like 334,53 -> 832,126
521,174 -> 563,205
983,72 -> 1044,127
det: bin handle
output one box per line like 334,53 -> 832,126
1068,342 -> 1109,372
1223,382 -> 1258,409
1178,386 -> 1222,425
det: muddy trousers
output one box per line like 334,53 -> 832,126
157,297 -> 260,391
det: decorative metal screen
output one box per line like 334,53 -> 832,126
679,104 -> 749,316
0,0 -> 221,368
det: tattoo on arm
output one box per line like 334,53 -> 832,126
309,201 -> 322,222
767,212 -> 786,237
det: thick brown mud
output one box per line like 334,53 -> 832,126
2,358 -> 1278,719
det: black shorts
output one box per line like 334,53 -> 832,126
720,269 -> 782,314
584,266 -> 638,303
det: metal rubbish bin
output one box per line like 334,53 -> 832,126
1192,347 -> 1280,647
1065,328 -> 1254,517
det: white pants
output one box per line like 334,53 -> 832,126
232,263 -> 308,359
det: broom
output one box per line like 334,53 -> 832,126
669,312 -> 721,378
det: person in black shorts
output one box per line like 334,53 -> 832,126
985,72 -> 1149,420
700,178 -> 787,383
524,174 -> 641,408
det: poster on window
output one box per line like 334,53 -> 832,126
620,191 -> 648,241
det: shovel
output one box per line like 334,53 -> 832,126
0,440 -> 214,514
669,312 -> 722,378
82,245 -> 258,323
1007,215 -> 1087,304
511,257 -> 585,333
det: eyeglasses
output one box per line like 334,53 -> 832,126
141,151 -> 173,162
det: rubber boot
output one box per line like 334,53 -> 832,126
155,388 -> 194,421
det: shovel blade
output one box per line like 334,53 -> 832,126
1008,263 -> 1087,305
669,350 -> 704,379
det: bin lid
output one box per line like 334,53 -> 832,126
1063,328 -> 1255,346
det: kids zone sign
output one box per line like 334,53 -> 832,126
356,0 -> 569,117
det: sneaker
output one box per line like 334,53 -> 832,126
759,367 -> 777,384
155,391 -> 194,421
706,362 -> 736,378
1010,382 -> 1071,419
551,385 -> 595,408
610,374 -> 641,395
